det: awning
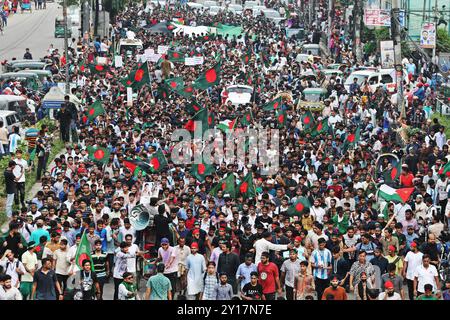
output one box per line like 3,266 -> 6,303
41,86 -> 65,109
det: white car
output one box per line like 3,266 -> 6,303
344,69 -> 409,94
203,0 -> 218,8
262,9 -> 285,24
224,85 -> 254,105
208,6 -> 222,15
228,4 -> 243,14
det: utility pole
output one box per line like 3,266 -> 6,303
354,0 -> 362,64
432,0 -> 438,62
63,0 -> 69,94
327,0 -> 334,54
391,0 -> 404,117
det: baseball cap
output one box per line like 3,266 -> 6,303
385,280 -> 394,289
161,238 -> 169,244
294,236 -> 302,242
190,242 -> 199,249
192,229 -> 200,235
388,245 -> 396,252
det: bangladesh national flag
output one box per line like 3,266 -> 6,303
287,197 -> 311,217
242,50 -> 252,65
342,127 -> 361,153
301,110 -> 314,130
238,173 -> 256,199
276,109 -> 287,128
87,100 -> 105,120
259,51 -> 271,68
75,231 -> 95,271
123,159 -> 154,174
193,61 -> 222,90
185,108 -> 210,135
79,59 -> 88,73
210,174 -> 236,198
186,101 -> 203,115
262,96 -> 282,111
438,161 -> 450,177
383,161 -> 402,184
165,77 -> 194,98
311,117 -> 329,137
240,110 -> 253,126
167,49 -> 185,63
149,149 -> 168,173
130,62 -> 151,90
190,161 -> 215,182
377,184 -> 414,203
89,63 -> 110,74
87,146 -> 110,164
157,83 -> 170,101
217,118 -> 237,135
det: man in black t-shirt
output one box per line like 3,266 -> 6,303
4,161 -> 18,219
241,272 -> 265,300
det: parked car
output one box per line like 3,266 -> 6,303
0,95 -> 28,117
0,110 -> 21,133
224,85 -> 254,105
17,69 -> 52,82
344,69 -> 409,94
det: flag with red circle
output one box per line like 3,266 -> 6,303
87,146 -> 111,164
86,100 -> 105,121
192,61 -> 222,90
287,197 -> 311,217
190,161 -> 215,182
238,173 -> 256,199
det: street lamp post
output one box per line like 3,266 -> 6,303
63,0 -> 69,94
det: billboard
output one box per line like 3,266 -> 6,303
420,22 -> 436,49
364,9 -> 405,27
380,40 -> 395,68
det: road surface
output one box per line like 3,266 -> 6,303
0,3 -> 64,64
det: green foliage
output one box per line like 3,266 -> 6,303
374,27 -> 391,42
437,29 -> 450,53
432,113 -> 450,137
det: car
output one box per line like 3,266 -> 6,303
0,72 -> 43,91
261,9 -> 284,24
228,4 -> 243,14
0,95 -> 28,116
186,2 -> 203,10
203,1 -> 218,8
0,110 -> 21,133
344,69 -> 409,94
117,39 -> 144,58
208,6 -> 222,15
17,69 -> 53,82
224,85 -> 254,105
10,61 -> 52,72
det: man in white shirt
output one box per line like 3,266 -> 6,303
378,280 -> 402,300
413,254 -> 440,297
402,242 -> 423,300
20,242 -> 38,300
0,250 -> 26,288
434,126 -> 446,150
12,150 -> 28,208
53,239 -> 71,294
0,275 -> 22,300
310,199 -> 326,223
253,232 -> 291,266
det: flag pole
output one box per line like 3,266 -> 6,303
147,62 -> 156,101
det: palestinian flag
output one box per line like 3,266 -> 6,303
185,101 -> 203,115
342,127 -> 361,153
192,61 -> 222,90
190,161 -> 215,182
123,159 -> 154,174
382,161 -> 402,183
210,174 -> 236,198
167,49 -> 185,63
130,62 -> 151,90
149,149 -> 168,173
301,110 -> 314,130
276,109 -> 287,128
87,146 -> 110,164
185,108 -> 210,135
242,50 -> 252,65
262,96 -> 282,111
311,118 -> 329,137
240,110 -> 253,126
89,63 -> 110,74
287,197 -> 311,217
438,161 -> 450,177
377,184 -> 414,203
238,173 -> 256,199
87,100 -> 105,120
217,118 -> 237,135
75,231 -> 95,271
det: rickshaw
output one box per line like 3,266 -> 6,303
21,0 -> 31,13
297,88 -> 328,111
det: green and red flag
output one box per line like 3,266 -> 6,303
89,63 -> 110,74
130,62 -> 151,90
87,146 -> 110,164
157,83 -> 170,101
167,49 -> 185,63
438,161 -> 450,177
75,231 -> 95,271
240,110 -> 254,126
87,100 -> 105,121
185,100 -> 203,115
259,50 -> 271,68
287,197 -> 311,217
123,159 -> 154,175
165,77 -> 194,98
342,127 -> 361,153
238,173 -> 256,199
217,118 -> 237,135
209,174 -> 236,198
276,109 -> 287,128
383,161 -> 402,184
242,49 -> 252,65
301,110 -> 314,130
190,161 -> 216,182
311,117 -> 329,137
192,61 -> 222,90
149,149 -> 168,173
377,184 -> 414,203
78,58 -> 88,73
262,96 -> 282,111
185,108 -> 210,135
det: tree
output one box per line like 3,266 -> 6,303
437,29 -> 450,53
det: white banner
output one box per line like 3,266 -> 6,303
157,45 -> 170,54
420,22 -> 436,49
185,56 -> 204,66
144,48 -> 155,59
380,40 -> 394,69
127,87 -> 133,107
114,56 -> 123,68
147,53 -> 162,62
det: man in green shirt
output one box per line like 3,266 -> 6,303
145,263 -> 172,300
417,284 -> 439,300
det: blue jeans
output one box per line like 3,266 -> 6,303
6,193 -> 14,218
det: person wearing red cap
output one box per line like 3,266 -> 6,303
322,276 -> 347,300
185,242 -> 206,300
402,241 -> 423,300
380,227 -> 399,256
386,245 -> 403,276
378,280 -> 402,300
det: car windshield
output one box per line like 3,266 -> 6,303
345,74 -> 369,85
264,11 -> 280,18
228,87 -> 253,94
304,93 -> 321,102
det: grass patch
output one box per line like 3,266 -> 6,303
432,113 -> 450,137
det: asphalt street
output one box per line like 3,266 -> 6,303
0,3 -> 64,65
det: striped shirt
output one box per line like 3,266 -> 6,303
311,248 -> 332,279
91,251 -> 108,278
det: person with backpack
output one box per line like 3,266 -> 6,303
355,234 -> 377,262
200,261 -> 219,300
0,249 -> 25,288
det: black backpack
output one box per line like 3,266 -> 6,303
203,272 -> 219,286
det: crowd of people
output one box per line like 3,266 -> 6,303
1,0 -> 450,301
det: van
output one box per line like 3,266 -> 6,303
4,59 -> 45,73
344,69 -> 409,94
117,39 -> 144,58
0,111 -> 21,133
0,95 -> 28,117
0,72 -> 43,91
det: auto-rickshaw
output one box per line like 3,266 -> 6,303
297,88 -> 328,111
